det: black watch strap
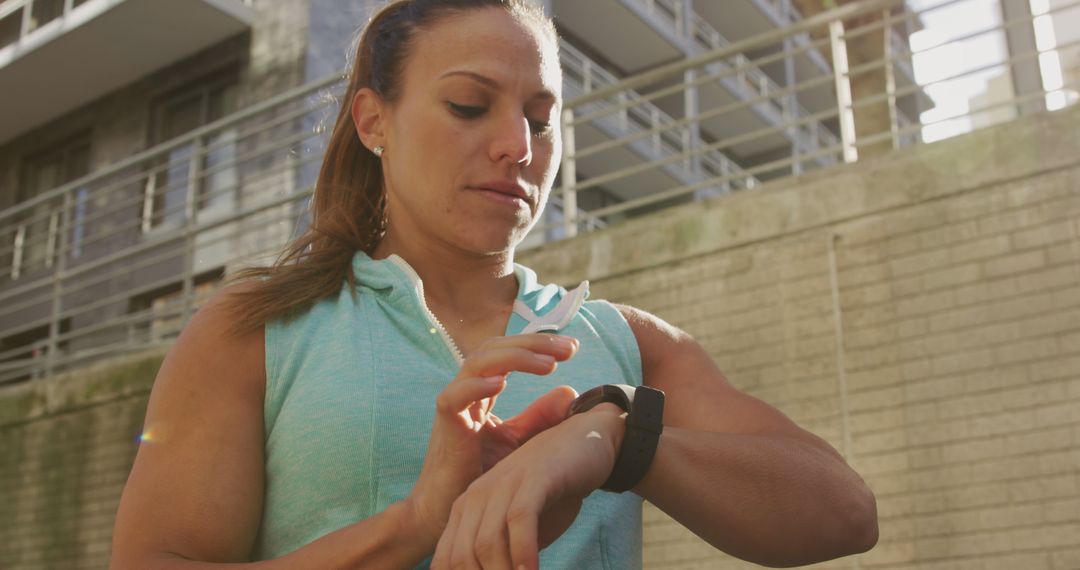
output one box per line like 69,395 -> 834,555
602,386 -> 664,492
567,384 -> 665,493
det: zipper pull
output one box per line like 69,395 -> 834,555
518,281 -> 589,334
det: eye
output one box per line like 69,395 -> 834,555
448,102 -> 486,118
529,119 -> 553,136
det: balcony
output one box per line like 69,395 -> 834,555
2,0 -> 1071,384
0,0 -> 254,144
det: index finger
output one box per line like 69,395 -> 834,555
483,333 -> 579,359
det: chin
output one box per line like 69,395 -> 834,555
463,227 -> 530,256
453,216 -> 534,254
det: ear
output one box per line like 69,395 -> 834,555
351,87 -> 387,153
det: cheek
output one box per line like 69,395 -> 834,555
534,140 -> 561,182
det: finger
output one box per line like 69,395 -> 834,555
433,500 -> 463,570
461,346 -> 561,379
475,486 -> 517,570
507,486 -> 545,570
473,334 -> 579,363
436,375 -> 505,419
449,493 -> 485,570
501,385 -> 579,443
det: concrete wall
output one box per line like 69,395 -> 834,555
1,103 -> 1078,568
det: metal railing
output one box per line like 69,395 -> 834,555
1,0 -> 1078,383
546,0 -> 1079,237
1,0 -> 84,50
633,0 -> 841,156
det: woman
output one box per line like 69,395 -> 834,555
110,1 -> 878,568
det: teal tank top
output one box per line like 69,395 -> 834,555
255,251 -> 644,568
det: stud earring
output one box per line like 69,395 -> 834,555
372,145 -> 384,157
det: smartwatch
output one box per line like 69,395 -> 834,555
567,384 -> 665,493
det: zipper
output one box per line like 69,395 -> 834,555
387,256 -> 465,365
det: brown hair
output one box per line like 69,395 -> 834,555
226,0 -> 556,333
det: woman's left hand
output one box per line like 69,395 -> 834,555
431,403 -> 626,570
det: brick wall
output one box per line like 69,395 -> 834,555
520,103 -> 1080,569
0,104 -> 1077,568
0,352 -> 162,569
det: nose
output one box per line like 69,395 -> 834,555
489,112 -> 533,166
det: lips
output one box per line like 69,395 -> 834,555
470,181 -> 533,207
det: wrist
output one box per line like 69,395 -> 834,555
584,402 -> 627,457
566,384 -> 665,492
398,494 -> 443,551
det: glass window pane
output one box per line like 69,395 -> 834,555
0,9 -> 21,49
30,0 -> 64,32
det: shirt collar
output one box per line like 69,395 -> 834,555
351,250 -> 588,334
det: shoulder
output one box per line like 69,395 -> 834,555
611,303 -> 690,344
112,280 -> 268,565
159,280 -> 267,397
611,304 -> 824,441
610,303 -> 697,380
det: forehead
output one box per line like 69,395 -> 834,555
404,8 -> 561,97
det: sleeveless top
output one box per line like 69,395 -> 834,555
254,251 -> 644,569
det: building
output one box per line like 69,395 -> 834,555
0,0 -> 938,384
2,1 -> 1079,569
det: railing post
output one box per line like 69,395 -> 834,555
829,19 -> 859,163
560,108 -> 577,239
182,136 -> 204,324
680,0 -> 702,191
617,91 -> 629,131
721,158 -> 732,193
12,224 -> 25,279
883,9 -> 900,151
684,71 -> 699,163
21,0 -> 32,36
141,170 -> 156,233
45,190 -> 72,378
673,0 -> 684,37
782,0 -> 802,176
650,108 -> 661,154
44,210 -> 58,268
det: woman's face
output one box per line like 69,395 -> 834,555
378,7 -> 562,256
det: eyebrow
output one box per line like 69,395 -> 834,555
439,70 -> 559,103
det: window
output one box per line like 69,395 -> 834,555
0,318 -> 71,383
29,0 -> 64,32
0,8 -> 20,50
143,70 -> 239,231
127,268 -> 223,342
12,136 -> 91,279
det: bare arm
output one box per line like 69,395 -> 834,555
109,286 -> 437,569
110,285 -> 585,569
430,305 -> 877,569
619,304 -> 878,567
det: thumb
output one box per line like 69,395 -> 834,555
502,385 -> 578,443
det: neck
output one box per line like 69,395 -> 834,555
371,229 -> 520,318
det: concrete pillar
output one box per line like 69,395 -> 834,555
792,0 -> 894,158
844,10 -> 892,157
1000,0 -> 1047,116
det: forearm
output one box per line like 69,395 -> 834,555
633,427 -> 878,567
112,500 -> 435,570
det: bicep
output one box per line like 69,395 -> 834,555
112,288 -> 267,566
616,304 -> 835,451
